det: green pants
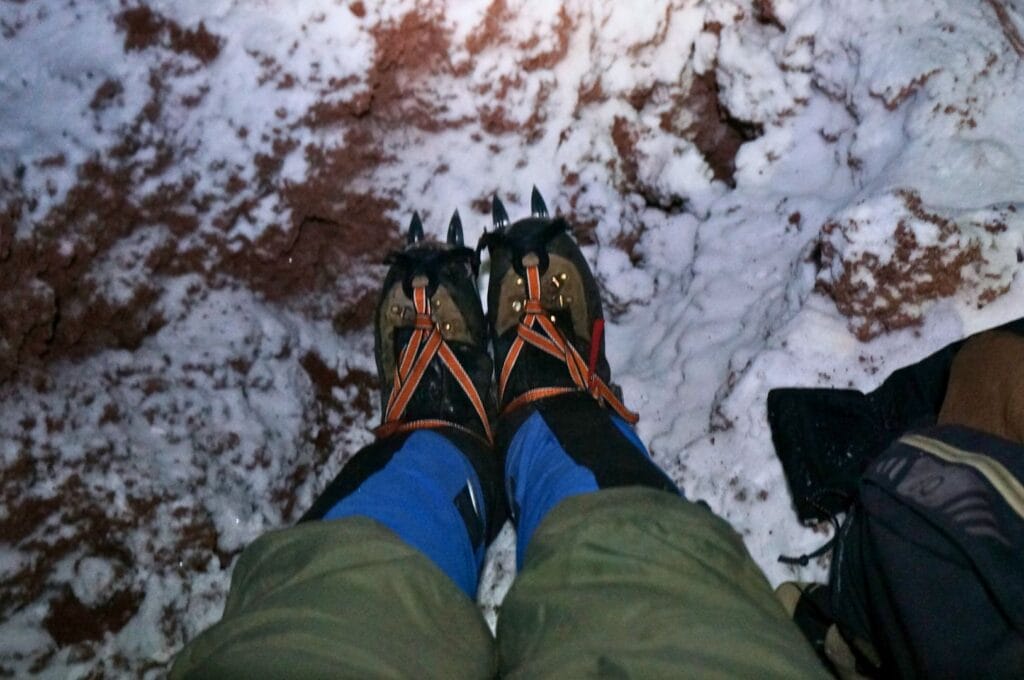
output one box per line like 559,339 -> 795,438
171,488 -> 826,678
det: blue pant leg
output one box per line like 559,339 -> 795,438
506,405 -> 680,567
323,430 -> 488,597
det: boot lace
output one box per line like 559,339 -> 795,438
376,279 -> 494,444
498,259 -> 638,424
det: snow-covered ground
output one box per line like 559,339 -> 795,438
1,0 -> 1022,676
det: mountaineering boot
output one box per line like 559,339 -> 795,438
302,211 -> 503,551
479,189 -> 677,544
479,187 -> 633,424
373,209 -> 495,443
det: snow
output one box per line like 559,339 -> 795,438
1,0 -> 1022,676
71,557 -> 117,608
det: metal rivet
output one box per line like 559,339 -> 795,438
565,296 -> 573,305
558,294 -> 564,307
512,301 -> 523,312
390,305 -> 400,315
550,315 -> 557,323
551,275 -> 561,288
443,322 -> 452,333
559,272 -> 569,281
515,277 -> 524,286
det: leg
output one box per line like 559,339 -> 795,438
501,393 -> 678,563
481,199 -> 824,677
495,397 -> 826,678
937,329 -> 1024,445
173,215 -> 501,677
170,431 -> 497,679
307,429 -> 497,597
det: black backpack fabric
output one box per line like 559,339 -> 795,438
767,317 -> 1024,522
767,317 -> 1024,677
829,426 -> 1024,678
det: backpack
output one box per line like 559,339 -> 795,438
828,426 -> 1024,678
767,317 -> 1024,677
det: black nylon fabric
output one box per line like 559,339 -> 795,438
767,316 -> 1024,521
829,425 -> 1024,679
299,432 -> 408,523
767,388 -> 885,521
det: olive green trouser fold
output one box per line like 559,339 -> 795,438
172,488 -> 827,679
168,517 -> 496,679
499,488 -> 827,679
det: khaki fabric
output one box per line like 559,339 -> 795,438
776,582 -> 875,680
173,489 -> 826,679
939,330 -> 1024,445
498,488 -> 827,679
169,518 -> 495,679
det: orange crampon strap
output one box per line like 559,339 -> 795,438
497,263 -> 639,424
376,284 -> 494,444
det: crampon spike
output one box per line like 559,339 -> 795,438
447,209 -> 464,247
408,211 -> 425,245
492,195 -> 510,230
531,186 -> 549,218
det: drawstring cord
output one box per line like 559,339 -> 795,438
778,489 -> 851,566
